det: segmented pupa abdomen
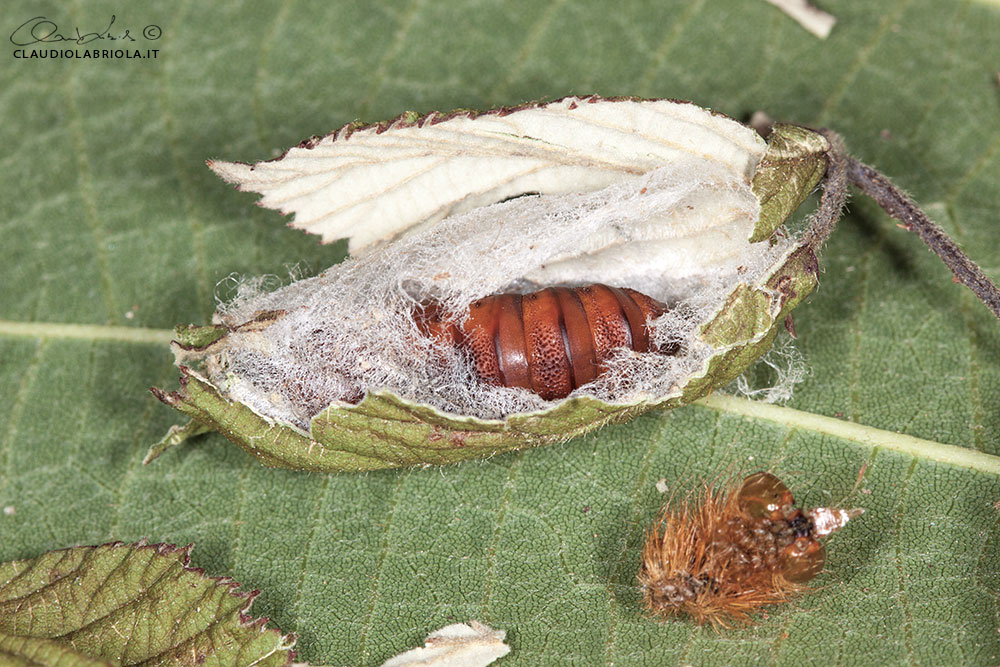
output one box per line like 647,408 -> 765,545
418,284 -> 675,400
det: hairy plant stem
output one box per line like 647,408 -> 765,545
803,130 -> 850,252
814,128 -> 1000,319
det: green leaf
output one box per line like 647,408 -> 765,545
750,124 -> 829,242
2,0 -> 998,665
0,542 -> 295,666
0,634 -> 112,667
172,324 -> 229,350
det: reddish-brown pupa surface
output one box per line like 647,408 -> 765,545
638,471 -> 862,628
416,283 -> 677,400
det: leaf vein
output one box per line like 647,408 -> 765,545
602,415 -> 663,665
0,321 -> 174,345
356,472 -> 408,663
251,0 -> 296,150
0,340 -> 47,502
157,0 -> 214,321
697,393 -> 1000,475
944,132 -> 1000,204
108,366 -> 176,541
480,455 -> 521,620
635,0 -> 708,97
892,460 -> 917,663
62,64 -> 118,324
290,473 -> 331,625
814,0 -> 914,125
488,0 -> 568,101
356,0 -> 426,120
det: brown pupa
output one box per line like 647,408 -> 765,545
416,284 -> 678,400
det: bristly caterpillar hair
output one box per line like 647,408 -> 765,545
638,471 -> 862,629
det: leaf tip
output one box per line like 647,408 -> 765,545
145,408 -> 212,464
149,385 -> 177,406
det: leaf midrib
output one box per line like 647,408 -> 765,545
4,318 -> 996,475
697,393 -> 1000,475
0,320 -> 173,345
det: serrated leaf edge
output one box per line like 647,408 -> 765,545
0,540 -> 297,666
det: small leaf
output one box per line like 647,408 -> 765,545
381,621 -> 510,667
763,0 -> 837,39
142,419 -> 212,465
0,542 -> 296,666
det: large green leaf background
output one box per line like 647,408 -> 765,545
2,1 -> 998,664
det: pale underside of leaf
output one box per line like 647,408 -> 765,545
209,96 -> 767,254
381,621 -> 510,667
763,0 -> 837,38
